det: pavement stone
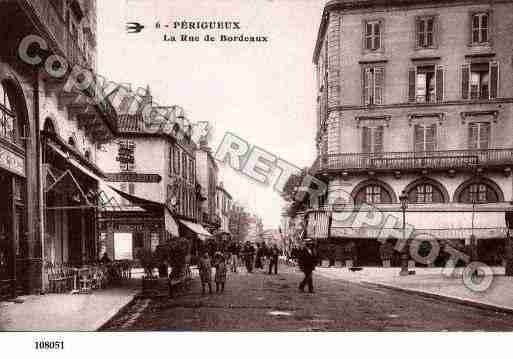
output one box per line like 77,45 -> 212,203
316,266 -> 513,314
0,279 -> 141,331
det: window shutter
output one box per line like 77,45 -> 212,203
362,127 -> 371,153
480,122 -> 490,149
468,123 -> 478,149
426,124 -> 437,151
472,14 -> 479,43
417,19 -> 424,47
365,23 -> 372,49
461,64 -> 470,99
489,61 -> 499,99
363,68 -> 372,105
414,124 -> 423,152
374,67 -> 384,104
374,22 -> 381,49
436,66 -> 444,102
408,68 -> 416,102
128,183 -> 135,195
374,126 -> 384,153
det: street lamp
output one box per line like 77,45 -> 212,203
399,191 -> 409,276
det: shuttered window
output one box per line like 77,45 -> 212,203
409,65 -> 443,103
472,13 -> 489,44
468,122 -> 490,150
414,124 -> 437,152
362,126 -> 384,154
362,67 -> 384,105
364,21 -> 381,50
417,17 -> 435,48
462,62 -> 499,100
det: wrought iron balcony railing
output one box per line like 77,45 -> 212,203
313,148 -> 513,173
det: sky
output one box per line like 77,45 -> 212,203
96,0 -> 326,229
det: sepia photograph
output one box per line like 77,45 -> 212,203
1,0 -> 513,356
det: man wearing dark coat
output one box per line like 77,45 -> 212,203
298,239 -> 317,293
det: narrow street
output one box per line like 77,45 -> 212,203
102,265 -> 513,331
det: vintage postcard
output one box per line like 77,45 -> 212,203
1,0 -> 513,356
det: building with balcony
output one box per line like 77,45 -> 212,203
308,0 -> 513,266
0,0 -> 115,297
95,89 -> 210,261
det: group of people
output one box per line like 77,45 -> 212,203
197,238 -> 318,295
198,251 -> 227,295
238,241 -> 281,275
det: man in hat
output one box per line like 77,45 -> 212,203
298,238 -> 317,293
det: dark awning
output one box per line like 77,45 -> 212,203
45,170 -> 95,210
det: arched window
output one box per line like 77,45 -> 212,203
0,82 -> 17,143
404,178 -> 449,203
455,178 -> 503,204
352,180 -> 396,205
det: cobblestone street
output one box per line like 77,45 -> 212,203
102,266 -> 513,331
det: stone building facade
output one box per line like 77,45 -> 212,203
309,0 -> 513,266
0,0 -> 115,296
95,96 -> 206,261
216,182 -> 232,236
195,142 -> 220,231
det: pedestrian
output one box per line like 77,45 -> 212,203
214,252 -> 227,293
268,244 -> 280,275
228,240 -> 240,273
198,252 -> 213,295
242,241 -> 255,273
298,239 -> 317,293
255,243 -> 264,269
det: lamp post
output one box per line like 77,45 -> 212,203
399,191 -> 409,276
505,204 -> 513,276
466,198 -> 477,262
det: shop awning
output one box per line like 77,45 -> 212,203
98,184 -> 145,212
43,132 -> 104,181
179,220 -> 212,237
45,169 -> 94,210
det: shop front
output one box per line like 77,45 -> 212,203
0,79 -> 30,298
42,130 -> 102,269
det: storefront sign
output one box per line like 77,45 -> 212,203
0,145 -> 25,177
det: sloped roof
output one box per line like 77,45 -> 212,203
118,113 -> 144,133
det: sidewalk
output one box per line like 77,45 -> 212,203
0,278 -> 141,331
316,266 -> 513,314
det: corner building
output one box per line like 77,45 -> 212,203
308,0 -> 513,266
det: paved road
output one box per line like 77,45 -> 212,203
102,265 -> 513,331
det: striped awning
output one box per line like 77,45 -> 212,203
306,211 -> 330,239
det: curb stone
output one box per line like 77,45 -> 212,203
360,281 -> 513,316
95,290 -> 141,331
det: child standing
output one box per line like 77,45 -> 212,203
198,252 -> 212,295
214,252 -> 227,293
